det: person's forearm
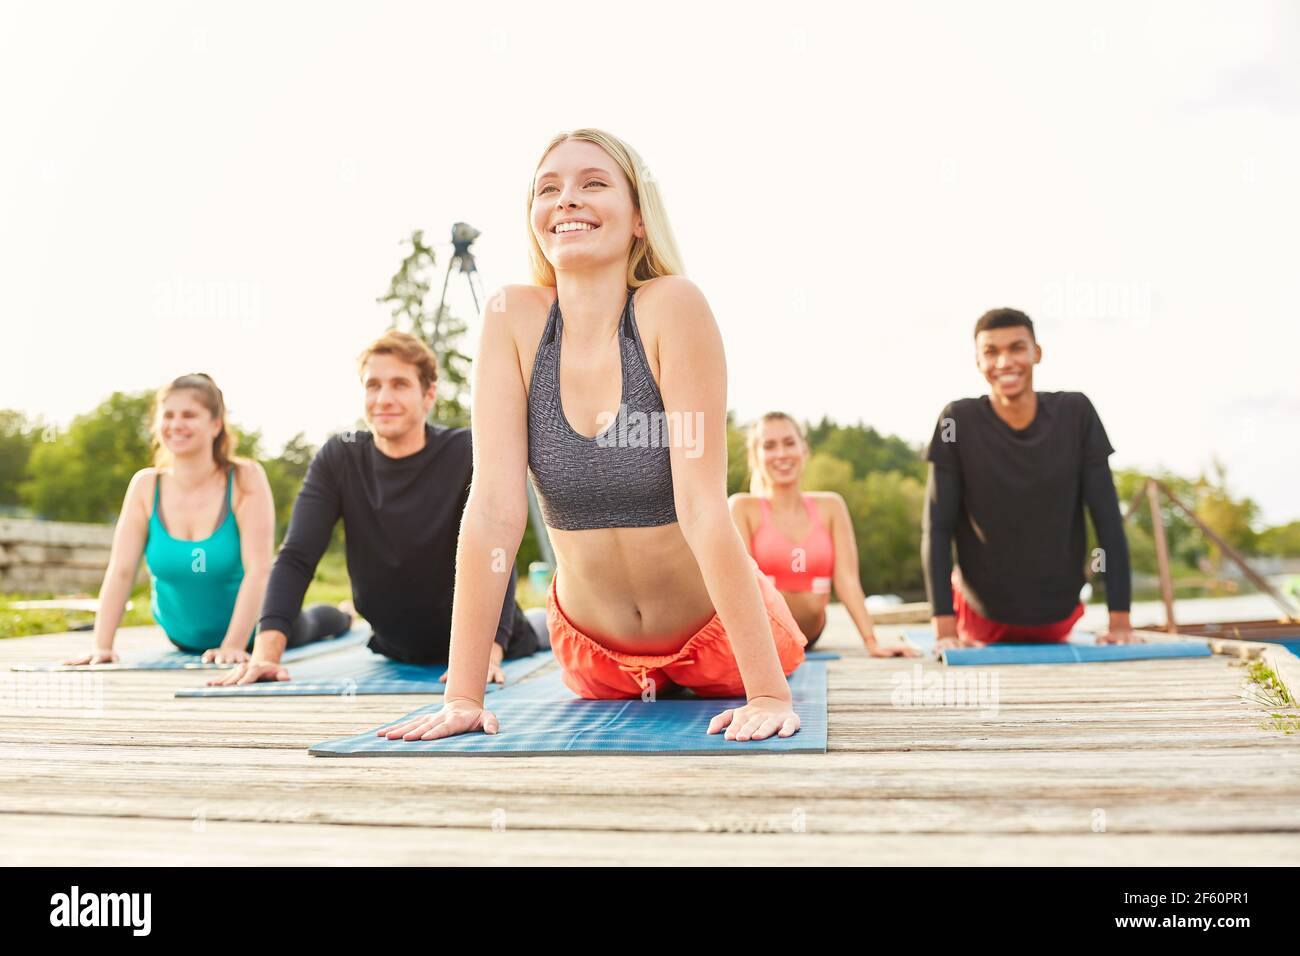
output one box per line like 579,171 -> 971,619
251,628 -> 288,663
91,565 -> 135,651
922,466 -> 960,616
442,505 -> 526,704
1083,459 -> 1132,612
221,566 -> 269,649
258,549 -> 316,636
681,509 -> 790,703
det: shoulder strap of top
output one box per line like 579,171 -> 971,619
152,472 -> 161,520
541,293 -> 562,345
220,467 -> 234,522
619,287 -> 636,339
757,496 -> 772,527
803,494 -> 828,531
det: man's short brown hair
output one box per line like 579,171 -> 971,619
357,330 -> 439,391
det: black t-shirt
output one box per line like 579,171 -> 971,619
259,423 -> 525,664
923,391 -> 1126,625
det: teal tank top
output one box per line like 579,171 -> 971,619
144,468 -> 248,651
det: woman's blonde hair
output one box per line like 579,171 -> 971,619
746,412 -> 809,495
151,373 -> 239,473
526,128 -> 685,287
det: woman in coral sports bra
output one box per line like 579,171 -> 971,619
730,412 -> 919,657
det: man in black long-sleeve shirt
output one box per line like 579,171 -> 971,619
921,308 -> 1134,650
212,331 -> 539,685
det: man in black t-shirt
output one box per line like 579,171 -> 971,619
922,308 -> 1134,650
211,331 -> 543,686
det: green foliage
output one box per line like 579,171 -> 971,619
1258,521 -> 1300,557
21,391 -> 154,521
0,410 -> 40,509
378,229 -> 472,426
725,411 -> 750,495
260,432 -> 315,540
800,454 -> 925,595
804,416 -> 926,482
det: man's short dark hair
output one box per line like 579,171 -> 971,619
974,307 -> 1035,341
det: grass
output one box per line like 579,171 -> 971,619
1242,660 -> 1300,734
0,586 -> 155,639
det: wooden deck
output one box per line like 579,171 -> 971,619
3,610 -> 1299,866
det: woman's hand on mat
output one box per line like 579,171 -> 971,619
378,699 -> 498,741
64,649 -> 118,665
207,659 -> 289,685
708,696 -> 800,742
201,645 -> 251,664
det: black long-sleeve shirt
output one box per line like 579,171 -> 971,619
921,391 -> 1131,625
260,423 -> 522,664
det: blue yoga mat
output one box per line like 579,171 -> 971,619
902,627 -> 1209,665
175,648 -> 553,697
943,641 -> 1211,666
309,659 -> 828,757
903,627 -> 1096,655
804,650 -> 839,660
11,626 -> 373,672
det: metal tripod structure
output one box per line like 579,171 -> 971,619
431,222 -> 555,568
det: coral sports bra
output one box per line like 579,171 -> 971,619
749,495 -> 835,594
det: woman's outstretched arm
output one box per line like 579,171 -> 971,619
202,460 -> 275,663
379,286 -> 531,742
71,470 -> 152,664
651,277 -> 798,742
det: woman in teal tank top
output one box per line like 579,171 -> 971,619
66,374 -> 278,664
145,465 -> 248,651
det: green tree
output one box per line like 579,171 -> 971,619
1257,521 -> 1300,558
1192,460 -> 1259,566
260,432 -> 315,539
726,411 -> 750,496
0,410 -> 40,510
20,391 -> 154,521
805,416 -> 926,482
378,229 -> 472,426
801,454 -> 925,595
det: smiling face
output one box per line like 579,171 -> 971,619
976,325 -> 1041,401
156,389 -> 222,461
530,138 -> 643,273
756,417 -> 808,490
362,352 -> 435,443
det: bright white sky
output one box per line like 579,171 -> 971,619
2,1 -> 1297,522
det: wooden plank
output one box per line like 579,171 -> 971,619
2,613 -> 1298,865
3,815 -> 1296,866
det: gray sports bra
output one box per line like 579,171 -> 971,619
527,287 -> 678,530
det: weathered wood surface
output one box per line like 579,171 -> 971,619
2,609 -> 1298,865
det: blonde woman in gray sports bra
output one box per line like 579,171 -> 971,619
378,128 -> 808,745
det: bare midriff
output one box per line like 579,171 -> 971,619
780,591 -> 828,639
550,523 -> 716,655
